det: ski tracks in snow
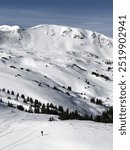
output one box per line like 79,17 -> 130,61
0,130 -> 38,150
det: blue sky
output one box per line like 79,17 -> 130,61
0,0 -> 113,37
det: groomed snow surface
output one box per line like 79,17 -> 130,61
0,104 -> 112,150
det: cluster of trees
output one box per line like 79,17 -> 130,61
105,60 -> 113,65
94,107 -> 113,123
59,109 -> 93,121
90,97 -> 103,105
0,88 -> 113,123
91,72 -> 110,81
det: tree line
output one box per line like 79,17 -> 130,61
0,88 -> 113,123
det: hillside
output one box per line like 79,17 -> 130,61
0,24 -> 113,116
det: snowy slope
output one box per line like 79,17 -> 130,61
0,103 -> 113,150
0,24 -> 113,116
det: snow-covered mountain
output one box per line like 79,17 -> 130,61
0,24 -> 113,116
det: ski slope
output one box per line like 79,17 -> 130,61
0,103 -> 112,150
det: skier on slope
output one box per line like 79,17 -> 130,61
41,130 -> 43,136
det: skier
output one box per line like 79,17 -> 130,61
41,130 -> 43,136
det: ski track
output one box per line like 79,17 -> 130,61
9,135 -> 41,150
0,106 -> 112,150
0,130 -> 37,150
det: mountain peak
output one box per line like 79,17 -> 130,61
0,25 -> 20,32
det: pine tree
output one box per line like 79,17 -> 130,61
7,90 -> 10,94
28,106 -> 33,113
34,107 -> 39,113
58,105 -> 64,112
21,94 -> 25,99
90,98 -> 95,103
16,93 -> 19,100
29,97 -> 33,104
11,90 -> 14,95
27,97 -> 30,102
17,105 -> 24,111
2,88 -> 5,92
41,103 -> 45,113
23,99 -> 27,103
68,86 -> 72,91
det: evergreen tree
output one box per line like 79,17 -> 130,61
68,86 -> 72,91
11,90 -> 15,95
28,106 -> 33,113
58,105 -> 64,112
23,99 -> 27,103
41,103 -> 45,113
16,93 -> 19,100
46,103 -> 50,114
7,90 -> 10,94
90,98 -> 95,103
29,97 -> 33,104
34,107 -> 40,113
17,105 -> 24,111
26,96 -> 30,102
2,88 -> 5,92
21,94 -> 25,99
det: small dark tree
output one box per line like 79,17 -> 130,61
15,93 -> 19,100
29,97 -> 33,104
26,97 -> 30,102
68,86 -> 72,91
46,103 -> 50,114
11,90 -> 14,95
21,94 -> 25,99
89,114 -> 93,121
41,103 -> 45,113
23,99 -> 27,103
7,96 -> 11,99
34,107 -> 40,113
90,98 -> 95,103
34,99 -> 40,108
58,105 -> 64,113
49,103 -> 55,109
28,106 -> 33,113
2,88 -> 6,92
49,117 -> 55,122
7,90 -> 10,94
8,101 -> 13,107
17,105 -> 24,111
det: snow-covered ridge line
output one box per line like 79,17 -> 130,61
0,24 -> 112,42
0,25 -> 20,31
0,24 -> 112,37
0,24 -> 113,60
